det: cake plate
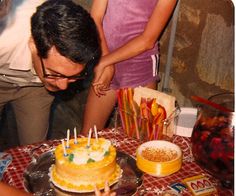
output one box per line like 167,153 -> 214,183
23,150 -> 143,196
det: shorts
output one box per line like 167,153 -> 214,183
110,54 -> 160,90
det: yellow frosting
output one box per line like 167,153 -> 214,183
50,138 -> 122,192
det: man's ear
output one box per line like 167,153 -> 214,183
28,36 -> 37,54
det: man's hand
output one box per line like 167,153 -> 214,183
92,65 -> 115,96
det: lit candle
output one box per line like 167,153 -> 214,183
87,128 -> 92,147
74,127 -> 77,144
94,125 -> 98,142
66,129 -> 70,148
61,139 -> 67,156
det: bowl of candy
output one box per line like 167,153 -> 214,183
191,93 -> 234,189
136,140 -> 182,177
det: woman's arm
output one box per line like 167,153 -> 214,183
90,0 -> 109,56
90,0 -> 115,95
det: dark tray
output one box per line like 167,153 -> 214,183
23,150 -> 143,196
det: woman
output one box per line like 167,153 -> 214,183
82,0 -> 177,134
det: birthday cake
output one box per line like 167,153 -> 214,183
49,137 -> 122,192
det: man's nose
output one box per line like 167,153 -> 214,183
55,78 -> 69,90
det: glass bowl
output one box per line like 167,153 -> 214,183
191,93 -> 234,189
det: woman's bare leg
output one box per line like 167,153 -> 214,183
82,86 -> 117,135
82,80 -> 157,135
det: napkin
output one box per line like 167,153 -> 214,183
133,87 -> 176,137
117,87 -> 177,141
0,152 -> 12,180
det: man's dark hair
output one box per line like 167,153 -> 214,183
31,0 -> 101,69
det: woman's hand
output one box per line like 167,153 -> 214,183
94,181 -> 116,196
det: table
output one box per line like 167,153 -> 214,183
2,128 -> 233,195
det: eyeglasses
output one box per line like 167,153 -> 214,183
40,57 -> 88,80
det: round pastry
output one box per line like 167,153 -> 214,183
49,138 -> 122,193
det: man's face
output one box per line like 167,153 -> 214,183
33,46 -> 86,92
0,0 -> 12,19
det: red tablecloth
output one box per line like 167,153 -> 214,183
2,128 -> 233,195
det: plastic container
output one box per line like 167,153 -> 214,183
136,140 -> 182,177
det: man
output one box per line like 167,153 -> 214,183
0,0 -> 101,145
0,0 -> 11,19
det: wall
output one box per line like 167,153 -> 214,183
159,0 -> 234,107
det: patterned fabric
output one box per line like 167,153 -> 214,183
3,128 -> 233,196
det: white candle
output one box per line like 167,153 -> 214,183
74,127 -> 77,144
94,125 -> 98,142
66,129 -> 70,148
87,128 -> 92,147
61,139 -> 67,156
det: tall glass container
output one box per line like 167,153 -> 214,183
191,93 -> 234,189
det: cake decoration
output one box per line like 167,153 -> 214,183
66,129 -> 70,148
74,127 -> 78,144
87,128 -> 92,147
49,126 -> 122,193
61,139 -> 68,157
94,125 -> 98,142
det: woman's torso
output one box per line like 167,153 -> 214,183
103,0 -> 159,57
